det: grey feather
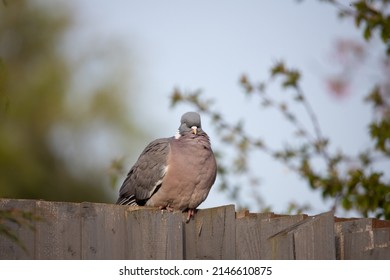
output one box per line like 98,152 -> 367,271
116,112 -> 217,221
116,138 -> 170,205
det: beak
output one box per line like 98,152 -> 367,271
191,126 -> 197,135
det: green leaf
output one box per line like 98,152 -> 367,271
364,86 -> 383,107
342,198 -> 353,210
364,25 -> 372,40
270,62 -> 286,77
381,16 -> 390,42
282,70 -> 301,88
369,120 -> 390,153
358,151 -> 372,166
355,14 -> 363,28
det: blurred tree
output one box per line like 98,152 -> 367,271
0,0 -> 145,202
171,0 -> 390,218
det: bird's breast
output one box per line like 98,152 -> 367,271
147,137 -> 216,210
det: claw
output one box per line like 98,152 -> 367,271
159,205 -> 174,212
186,209 -> 196,223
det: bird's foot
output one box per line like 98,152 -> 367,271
159,205 -> 174,212
186,209 -> 196,223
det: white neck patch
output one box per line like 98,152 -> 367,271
174,130 -> 181,139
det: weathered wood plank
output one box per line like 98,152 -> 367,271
34,201 -> 81,259
0,199 -> 36,259
294,212 -> 335,259
125,207 -> 183,260
373,228 -> 390,247
235,212 -> 277,259
335,218 -> 390,260
184,205 -> 235,260
339,230 -> 390,260
270,212 -> 336,260
236,213 -> 307,259
261,214 -> 309,259
359,247 -> 390,259
335,219 -> 363,260
81,202 -> 127,259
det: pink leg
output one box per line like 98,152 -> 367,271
159,205 -> 174,212
186,209 -> 196,223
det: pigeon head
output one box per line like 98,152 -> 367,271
177,112 -> 202,137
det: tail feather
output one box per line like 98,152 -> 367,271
116,195 -> 138,206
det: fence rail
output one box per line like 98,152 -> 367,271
0,199 -> 389,259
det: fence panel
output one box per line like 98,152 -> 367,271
125,207 -> 184,260
235,212 -> 275,259
1,199 -> 390,260
35,200 -> 81,259
335,218 -> 390,260
0,199 -> 36,260
184,205 -> 235,260
270,212 -> 335,259
81,202 -> 127,259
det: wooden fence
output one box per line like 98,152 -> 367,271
0,198 -> 389,260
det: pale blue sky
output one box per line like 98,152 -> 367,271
62,0 -> 386,216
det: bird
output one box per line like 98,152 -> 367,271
116,112 -> 217,222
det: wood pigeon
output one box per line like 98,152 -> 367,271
116,112 -> 217,222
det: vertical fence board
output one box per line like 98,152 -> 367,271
341,231 -> 374,259
184,205 -> 235,260
0,199 -> 36,259
335,218 -> 390,260
359,247 -> 390,259
81,202 -> 126,259
35,201 -> 81,259
236,212 -> 275,259
336,219 -> 368,260
270,212 -> 335,260
236,214 -> 307,259
125,208 -> 183,260
296,212 -> 335,259
373,228 -> 390,246
264,215 -> 308,260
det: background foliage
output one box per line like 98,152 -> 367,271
0,0 -> 145,202
171,0 -> 390,219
